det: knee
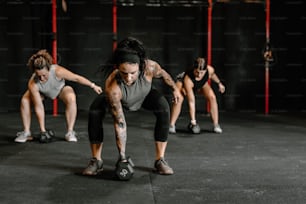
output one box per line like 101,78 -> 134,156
65,93 -> 77,105
160,100 -> 170,115
207,93 -> 216,103
60,86 -> 77,105
89,108 -> 103,118
89,106 -> 106,121
155,135 -> 168,142
155,95 -> 170,112
21,95 -> 31,107
156,103 -> 170,122
154,102 -> 170,122
177,94 -> 184,105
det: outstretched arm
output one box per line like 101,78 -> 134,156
55,65 -> 103,94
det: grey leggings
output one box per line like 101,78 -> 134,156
88,89 -> 170,143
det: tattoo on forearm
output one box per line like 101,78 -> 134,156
151,63 -> 177,90
109,101 -> 126,129
108,94 -> 127,155
162,71 -> 177,90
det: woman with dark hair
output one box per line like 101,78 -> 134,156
83,37 -> 180,176
169,57 -> 225,134
15,49 -> 102,143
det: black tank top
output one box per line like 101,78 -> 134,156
186,70 -> 209,91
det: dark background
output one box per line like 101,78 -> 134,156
0,0 -> 305,114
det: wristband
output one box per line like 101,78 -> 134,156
90,83 -> 95,89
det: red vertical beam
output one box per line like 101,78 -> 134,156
265,0 -> 270,115
52,0 -> 58,116
113,0 -> 117,51
207,0 -> 212,65
206,0 -> 213,113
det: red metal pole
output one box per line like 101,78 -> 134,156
113,0 -> 117,51
265,0 -> 270,115
207,0 -> 212,65
206,0 -> 213,113
52,0 -> 58,116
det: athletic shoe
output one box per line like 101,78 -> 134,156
187,123 -> 201,134
154,157 -> 174,175
39,131 -> 54,143
169,125 -> 176,134
213,124 -> 223,133
15,131 -> 33,143
65,131 -> 77,142
82,158 -> 103,175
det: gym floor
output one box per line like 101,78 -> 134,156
1,110 -> 306,204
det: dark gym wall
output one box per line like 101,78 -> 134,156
1,1 -> 306,114
2,1 -> 52,112
269,1 -> 306,114
212,2 -> 266,112
56,2 -> 113,111
0,3 -> 7,112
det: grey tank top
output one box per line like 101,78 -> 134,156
117,71 -> 152,111
34,65 -> 65,99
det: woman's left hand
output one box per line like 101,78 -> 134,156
218,83 -> 225,94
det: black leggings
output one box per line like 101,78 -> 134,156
88,89 -> 170,143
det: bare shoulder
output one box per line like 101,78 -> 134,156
28,77 -> 35,86
144,59 -> 154,71
183,74 -> 193,87
145,59 -> 156,66
54,65 -> 76,80
53,64 -> 65,75
53,64 -> 61,71
28,77 -> 38,91
105,69 -> 118,84
145,59 -> 162,76
207,64 -> 215,71
105,70 -> 121,94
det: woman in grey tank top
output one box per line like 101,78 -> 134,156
15,49 -> 102,143
83,37 -> 181,178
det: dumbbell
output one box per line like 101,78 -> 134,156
187,123 -> 201,134
39,129 -> 55,143
115,157 -> 135,181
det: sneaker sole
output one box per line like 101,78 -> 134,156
15,136 -> 34,143
82,168 -> 103,176
153,169 -> 174,175
65,137 -> 78,142
66,139 -> 78,142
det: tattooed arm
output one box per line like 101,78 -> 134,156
145,59 -> 181,103
105,72 -> 127,160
